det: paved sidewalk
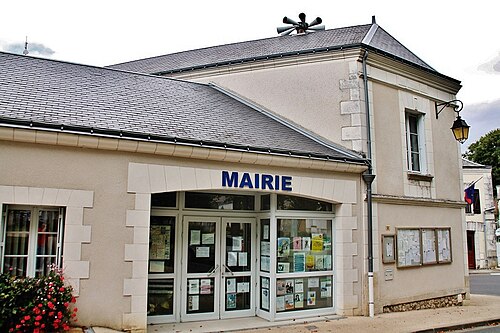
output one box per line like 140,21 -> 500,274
245,295 -> 500,333
78,294 -> 500,333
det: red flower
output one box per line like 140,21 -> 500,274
38,303 -> 43,308
35,315 -> 42,321
24,315 -> 30,320
71,296 -> 76,303
48,301 -> 55,309
34,329 -> 40,333
73,307 -> 78,312
64,302 -> 69,307
35,321 -> 40,326
59,287 -> 65,292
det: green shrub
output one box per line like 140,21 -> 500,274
0,265 -> 77,333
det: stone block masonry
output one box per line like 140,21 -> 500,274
383,294 -> 466,313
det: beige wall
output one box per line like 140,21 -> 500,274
0,139 -> 365,331
376,203 -> 467,308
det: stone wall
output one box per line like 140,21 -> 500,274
383,294 -> 465,313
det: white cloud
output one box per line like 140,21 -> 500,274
478,52 -> 500,74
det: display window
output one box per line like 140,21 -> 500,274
276,219 -> 332,273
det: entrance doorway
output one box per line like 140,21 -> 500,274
181,216 -> 256,321
467,230 -> 476,269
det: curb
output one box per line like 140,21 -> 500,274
414,318 -> 500,333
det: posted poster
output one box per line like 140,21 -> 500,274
188,279 -> 200,294
311,233 -> 324,252
324,255 -> 332,270
201,233 -> 215,245
320,278 -> 332,298
307,291 -> 316,306
227,278 -> 237,293
277,262 -> 290,273
232,236 -> 243,251
190,230 -> 201,245
285,279 -> 294,294
302,237 -> 311,251
294,293 -> 304,308
260,241 -> 271,256
188,295 -> 199,311
315,255 -> 324,270
227,252 -> 238,266
227,294 -> 237,309
277,280 -> 286,295
294,279 -> 304,293
293,237 -> 302,250
294,253 -> 305,272
306,255 -> 315,270
149,226 -> 170,260
261,289 -> 270,310
237,282 -> 250,293
277,237 -> 290,257
261,256 -> 270,272
276,296 -> 285,311
285,294 -> 294,310
196,247 -> 210,258
238,252 -> 248,267
149,261 -> 164,273
308,277 -> 320,288
200,279 -> 212,294
261,277 -> 270,289
263,225 -> 270,240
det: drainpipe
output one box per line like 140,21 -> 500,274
362,49 -> 375,318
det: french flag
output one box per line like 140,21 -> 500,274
464,183 -> 475,204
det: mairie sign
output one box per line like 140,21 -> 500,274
222,171 -> 292,191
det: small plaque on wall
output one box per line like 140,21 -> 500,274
382,234 -> 395,264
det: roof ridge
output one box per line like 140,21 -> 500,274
106,23 -> 373,68
361,23 -> 378,45
0,50 -> 211,88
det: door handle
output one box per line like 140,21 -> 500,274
223,264 -> 234,276
208,264 -> 219,276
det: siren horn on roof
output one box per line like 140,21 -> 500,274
277,13 -> 325,36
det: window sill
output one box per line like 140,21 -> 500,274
407,172 -> 434,182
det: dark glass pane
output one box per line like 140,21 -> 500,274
37,234 -> 58,256
187,222 -> 216,273
410,134 -> 419,153
7,210 -> 31,231
35,257 -> 56,277
149,216 -> 176,274
5,234 -> 29,255
277,195 -> 332,211
260,195 -> 270,211
151,192 -> 177,208
225,276 -> 251,311
148,279 -> 174,316
473,189 -> 481,214
260,219 -> 271,272
187,278 -> 215,313
38,210 -> 59,232
185,192 -> 255,210
260,277 -> 270,311
3,257 -> 27,277
409,115 -> 418,134
225,222 -> 251,272
411,152 -> 420,172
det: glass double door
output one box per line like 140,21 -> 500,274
181,216 -> 255,321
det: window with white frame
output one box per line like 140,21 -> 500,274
1,205 -> 65,277
405,112 -> 426,173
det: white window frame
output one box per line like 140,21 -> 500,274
405,111 -> 427,174
1,205 -> 65,277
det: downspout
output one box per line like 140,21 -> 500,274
361,49 -> 376,318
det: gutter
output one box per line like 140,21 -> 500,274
361,49 -> 376,318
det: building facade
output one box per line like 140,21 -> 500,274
463,159 -> 497,269
0,19 -> 468,332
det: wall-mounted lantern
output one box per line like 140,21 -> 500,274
435,99 -> 470,144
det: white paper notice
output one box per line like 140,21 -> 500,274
190,230 -> 201,245
261,289 -> 269,310
308,277 -> 320,288
188,295 -> 199,311
263,225 -> 269,240
232,236 -> 243,251
227,278 -> 237,293
238,252 -> 248,267
227,252 -> 238,266
149,261 -> 164,273
202,233 -> 215,245
196,247 -> 210,258
188,279 -> 200,294
237,282 -> 250,293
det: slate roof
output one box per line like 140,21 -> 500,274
0,52 -> 364,163
107,23 -> 439,77
462,158 -> 491,169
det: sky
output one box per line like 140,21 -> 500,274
1,1 -> 499,151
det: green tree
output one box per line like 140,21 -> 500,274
463,128 -> 500,194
